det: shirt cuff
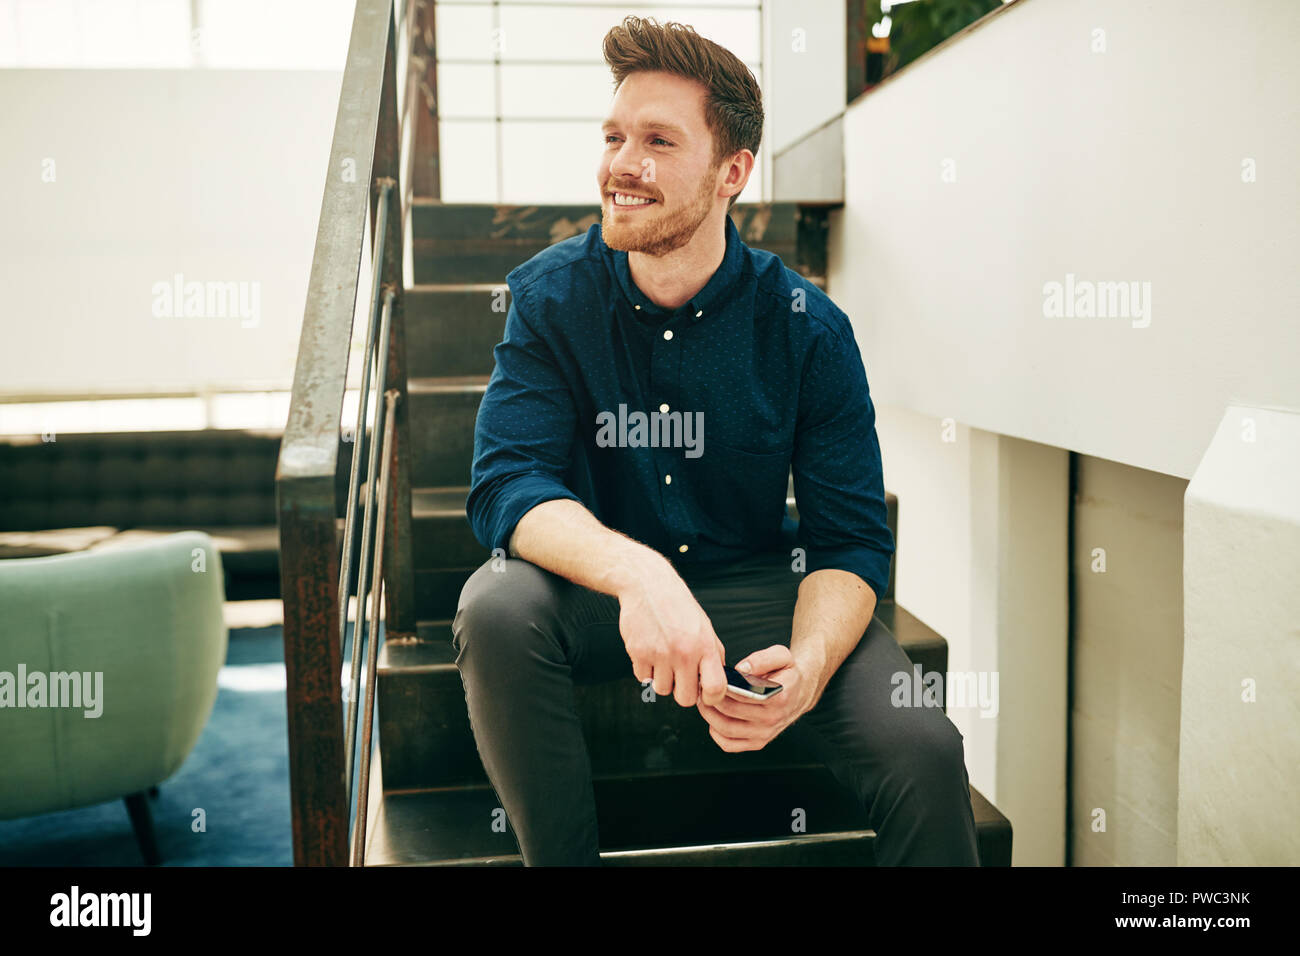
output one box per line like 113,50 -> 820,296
469,471 -> 584,555
803,544 -> 892,603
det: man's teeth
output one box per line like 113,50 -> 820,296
614,193 -> 655,206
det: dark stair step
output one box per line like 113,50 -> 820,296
411,201 -> 816,285
378,599 -> 944,792
409,486 -> 483,569
364,764 -> 1010,866
405,285 -> 509,381
409,487 -> 803,620
407,376 -> 486,489
403,481 -> 896,616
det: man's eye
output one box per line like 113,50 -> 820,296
604,135 -> 673,147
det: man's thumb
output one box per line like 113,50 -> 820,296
736,645 -> 791,676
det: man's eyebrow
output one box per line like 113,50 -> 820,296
601,118 -> 688,138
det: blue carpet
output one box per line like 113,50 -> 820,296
0,621 -> 382,866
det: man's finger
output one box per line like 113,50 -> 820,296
673,660 -> 700,708
698,652 -> 727,707
651,663 -> 673,698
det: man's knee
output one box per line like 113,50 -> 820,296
451,558 -> 561,658
890,710 -> 969,791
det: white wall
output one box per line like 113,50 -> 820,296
1071,455 -> 1187,866
870,395 -> 1069,864
1180,404 -> 1300,865
834,0 -> 1300,865
0,68 -> 343,399
836,0 -> 1300,481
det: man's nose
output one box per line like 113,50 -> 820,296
609,142 -> 647,182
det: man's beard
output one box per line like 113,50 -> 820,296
600,168 -> 716,256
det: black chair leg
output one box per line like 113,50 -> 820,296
124,792 -> 162,865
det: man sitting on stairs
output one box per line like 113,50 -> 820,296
453,14 -> 979,866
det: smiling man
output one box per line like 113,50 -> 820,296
452,15 -> 979,866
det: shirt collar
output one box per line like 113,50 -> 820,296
605,212 -> 745,325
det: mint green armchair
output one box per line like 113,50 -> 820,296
0,530 -> 227,862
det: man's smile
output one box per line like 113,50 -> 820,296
610,191 -> 658,209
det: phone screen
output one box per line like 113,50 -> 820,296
723,664 -> 783,698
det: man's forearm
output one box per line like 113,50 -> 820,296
507,498 -> 669,598
789,569 -> 879,710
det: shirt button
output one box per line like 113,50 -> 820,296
663,329 -> 673,340
634,304 -> 641,310
695,310 -> 703,317
659,403 -> 669,413
678,544 -> 689,553
664,474 -> 672,484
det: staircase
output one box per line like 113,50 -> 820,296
358,200 -> 1013,866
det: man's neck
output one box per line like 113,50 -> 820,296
627,212 -> 727,311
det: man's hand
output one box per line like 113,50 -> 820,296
617,559 -> 728,709
697,644 -> 821,752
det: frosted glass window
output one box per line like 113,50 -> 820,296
438,119 -> 499,202
500,121 -> 605,204
436,62 -> 496,118
196,0 -> 354,69
433,2 -> 497,62
499,63 -> 612,118
496,5 -> 760,64
0,0 -> 190,67
502,0 -> 756,6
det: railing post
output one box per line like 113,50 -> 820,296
276,0 -> 400,867
374,4 -> 416,640
409,0 -> 440,200
277,476 -> 348,866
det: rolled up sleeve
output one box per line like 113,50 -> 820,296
465,284 -> 583,554
791,321 -> 895,601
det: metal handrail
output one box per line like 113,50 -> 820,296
276,0 -> 416,868
343,283 -> 392,801
351,384 -> 401,867
338,181 -> 392,660
341,197 -> 393,804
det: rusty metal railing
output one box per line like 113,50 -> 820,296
275,0 -> 417,868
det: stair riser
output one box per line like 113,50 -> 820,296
405,288 -> 508,380
412,508 -> 487,570
416,567 -> 477,621
409,388 -> 482,488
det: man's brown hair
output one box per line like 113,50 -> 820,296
602,15 -> 763,211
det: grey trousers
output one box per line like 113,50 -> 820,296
450,549 -> 981,866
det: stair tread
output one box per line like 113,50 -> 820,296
410,486 -> 471,517
365,766 -> 1007,866
872,602 -> 946,653
388,599 -> 928,676
407,375 -> 490,393
407,282 -> 508,293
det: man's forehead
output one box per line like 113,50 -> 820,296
604,74 -> 705,137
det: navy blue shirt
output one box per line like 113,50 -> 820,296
466,212 -> 895,600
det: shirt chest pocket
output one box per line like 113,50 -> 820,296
679,439 -> 792,538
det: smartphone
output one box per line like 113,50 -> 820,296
723,664 -> 784,700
